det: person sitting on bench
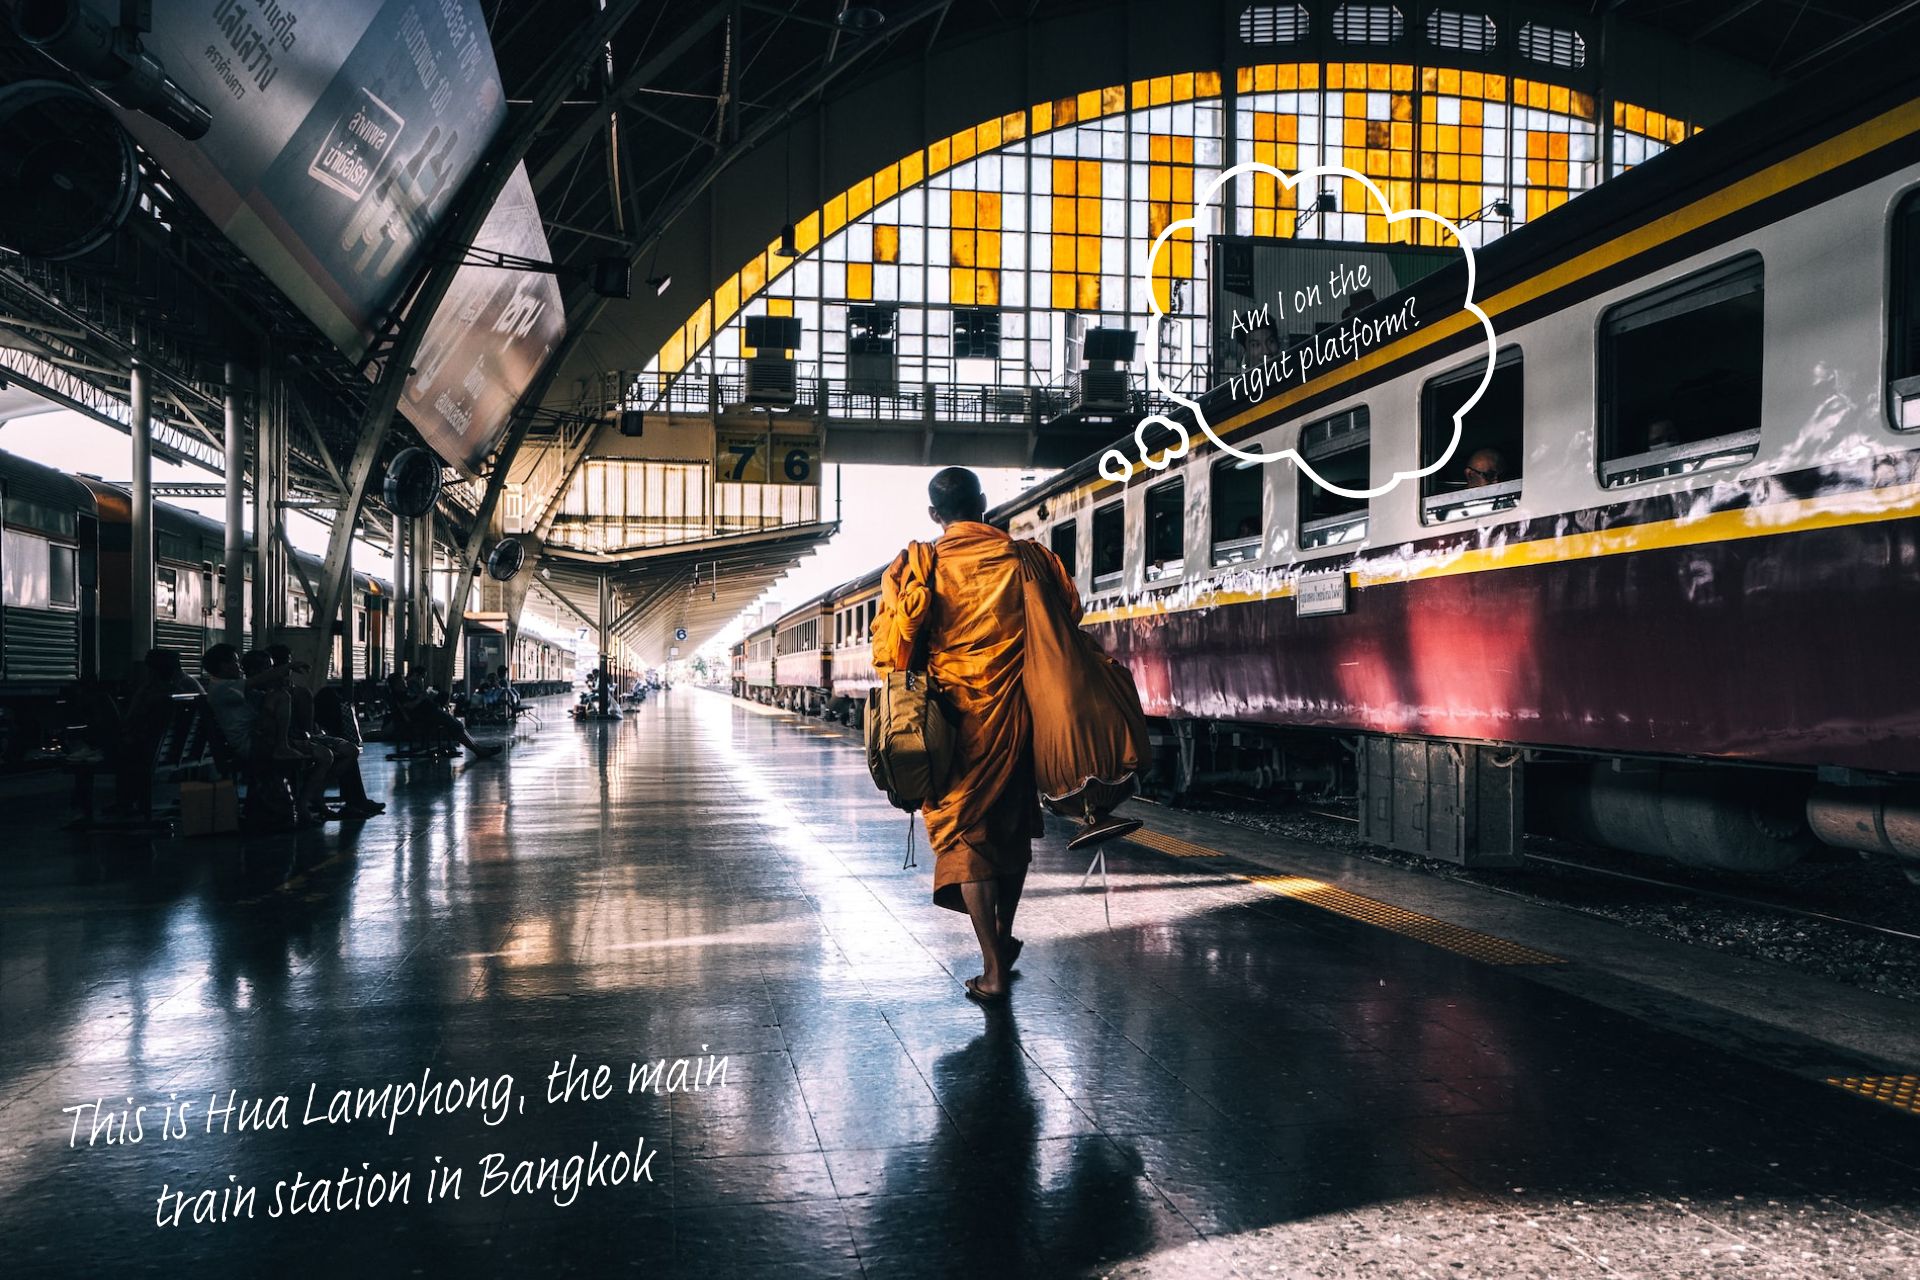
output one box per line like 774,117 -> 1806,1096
203,645 -> 382,822
389,667 -> 502,759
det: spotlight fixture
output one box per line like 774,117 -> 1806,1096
15,0 -> 212,140
774,223 -> 798,258
1293,190 -> 1337,235
1462,197 -> 1516,229
836,5 -> 886,31
646,274 -> 671,297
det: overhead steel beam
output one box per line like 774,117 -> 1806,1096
299,0 -> 652,686
530,7 -> 731,194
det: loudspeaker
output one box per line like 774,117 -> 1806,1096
1084,328 -> 1137,363
618,409 -> 645,437
744,315 -> 803,351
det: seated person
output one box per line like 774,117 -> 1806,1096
390,665 -> 502,759
118,649 -> 204,815
265,645 -> 383,817
203,645 -> 353,823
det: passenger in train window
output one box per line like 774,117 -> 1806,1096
1463,448 -> 1507,488
1645,418 -> 1678,450
873,466 -> 1076,1002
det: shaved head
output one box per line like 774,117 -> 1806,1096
927,466 -> 987,524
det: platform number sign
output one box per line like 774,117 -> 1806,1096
715,430 -> 820,485
675,627 -> 688,642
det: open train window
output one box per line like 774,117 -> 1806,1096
155,566 -> 177,619
1891,189 -> 1920,430
1599,255 -> 1763,486
1297,407 -> 1370,550
48,545 -> 76,609
1145,478 -> 1184,582
1091,500 -> 1124,590
1422,348 -> 1523,523
1211,455 -> 1263,565
1049,519 -> 1078,579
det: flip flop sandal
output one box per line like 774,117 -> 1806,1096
964,977 -> 1009,1004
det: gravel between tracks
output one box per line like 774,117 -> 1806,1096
1186,799 -> 1920,1006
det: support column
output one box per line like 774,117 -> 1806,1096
597,572 -> 613,717
391,514 -> 408,675
251,353 -> 285,651
128,329 -> 153,674
222,361 -> 246,650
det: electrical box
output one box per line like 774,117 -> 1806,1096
1357,737 -> 1524,867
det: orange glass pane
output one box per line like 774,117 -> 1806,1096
951,267 -> 974,305
1076,274 -> 1100,310
1368,63 -> 1389,91
1150,166 -> 1171,201
847,262 -> 872,301
1438,67 -> 1459,95
1077,237 -> 1100,273
1002,110 -> 1026,141
977,191 -> 1001,228
1174,136 -> 1193,164
1151,134 -> 1171,162
1078,89 -> 1102,120
1078,159 -> 1101,193
1033,101 -> 1053,133
1172,241 -> 1192,276
1052,275 -> 1075,309
1174,72 -> 1195,101
873,224 -> 899,263
1196,69 -> 1221,98
979,232 -> 1000,269
1050,236 -> 1074,270
1236,66 -> 1254,93
951,128 -> 976,165
1078,195 -> 1099,229
976,269 -> 999,306
978,117 -> 1002,151
1054,158 -> 1077,195
952,229 -> 976,267
927,137 -> 951,173
951,190 -> 975,228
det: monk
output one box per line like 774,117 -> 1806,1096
872,467 -> 1079,1002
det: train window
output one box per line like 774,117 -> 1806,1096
1091,500 -> 1124,589
155,567 -> 178,619
1211,456 -> 1263,565
1599,255 -> 1763,486
1145,479 -> 1184,582
1050,519 -> 1078,579
1890,190 -> 1920,430
49,545 -> 76,608
1297,407 -> 1371,549
1,529 -> 49,607
1422,349 -> 1524,523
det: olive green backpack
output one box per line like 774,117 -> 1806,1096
864,543 -> 955,826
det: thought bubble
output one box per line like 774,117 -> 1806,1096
1101,163 -> 1497,499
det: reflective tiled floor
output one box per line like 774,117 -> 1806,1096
2,690 -> 1918,1277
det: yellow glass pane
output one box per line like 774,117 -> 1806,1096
1625,103 -> 1645,134
1391,93 -> 1412,123
1345,91 -> 1365,117
1528,158 -> 1547,185
978,117 -> 1001,151
1077,275 -> 1100,310
1148,201 -> 1169,239
1051,236 -> 1074,270
1079,159 -> 1101,193
928,137 -> 950,173
1670,118 -> 1688,144
661,330 -> 685,374
847,262 -> 872,301
977,269 -> 999,305
1052,275 -> 1074,308
951,128 -> 975,165
952,190 -> 975,228
1104,83 -> 1127,115
768,298 -> 793,316
1033,101 -> 1053,133
900,149 -> 925,187
1367,121 -> 1390,149
1078,195 -> 1099,229
1172,241 -> 1192,276
1279,142 -> 1297,169
823,194 -> 847,235
1152,276 -> 1171,313
1054,158 -> 1077,195
1571,90 -> 1595,120
1438,68 -> 1459,95
1462,155 -> 1481,182
740,252 -> 767,298
1002,109 -> 1026,141
714,275 -> 740,327
873,224 -> 899,264
1197,69 -> 1221,98
1549,84 -> 1570,115
953,229 -> 976,267
1255,64 -> 1276,91
1077,89 -> 1101,121
1253,209 -> 1276,237
1365,149 -> 1387,176
978,231 -> 1000,269
1174,135 -> 1193,164
1548,132 -> 1569,161
952,268 -> 974,305
1174,72 -> 1195,101
1368,63 -> 1389,91
1173,168 -> 1192,202
852,177 -> 876,219
1438,153 -> 1458,180
874,163 -> 899,203
977,191 -> 1001,228
1150,166 -> 1171,201
1236,66 -> 1254,93
1077,238 -> 1100,273
1390,150 -> 1411,179
1151,134 -> 1171,162
1484,74 -> 1505,100
1462,99 -> 1483,126
1463,70 -> 1484,99
1393,63 -> 1413,91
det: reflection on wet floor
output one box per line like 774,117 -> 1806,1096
1,689 -> 1917,1277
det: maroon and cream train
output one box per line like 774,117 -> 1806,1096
734,59 -> 1920,875
732,568 -> 884,720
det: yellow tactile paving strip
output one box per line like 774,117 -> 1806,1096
1827,1074 -> 1920,1116
1125,828 -> 1226,859
1123,826 -> 1564,966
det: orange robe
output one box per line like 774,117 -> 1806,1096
872,521 -> 1081,912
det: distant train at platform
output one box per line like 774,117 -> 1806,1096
0,447 -> 574,757
732,63 -> 1920,879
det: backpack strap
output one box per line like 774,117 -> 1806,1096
906,540 -> 939,672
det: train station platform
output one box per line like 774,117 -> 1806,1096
3,690 -> 1918,1277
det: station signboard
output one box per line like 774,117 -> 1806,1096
713,429 -> 822,486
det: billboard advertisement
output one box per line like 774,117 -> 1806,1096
111,0 -> 504,359
400,162 -> 565,476
96,0 -> 564,472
